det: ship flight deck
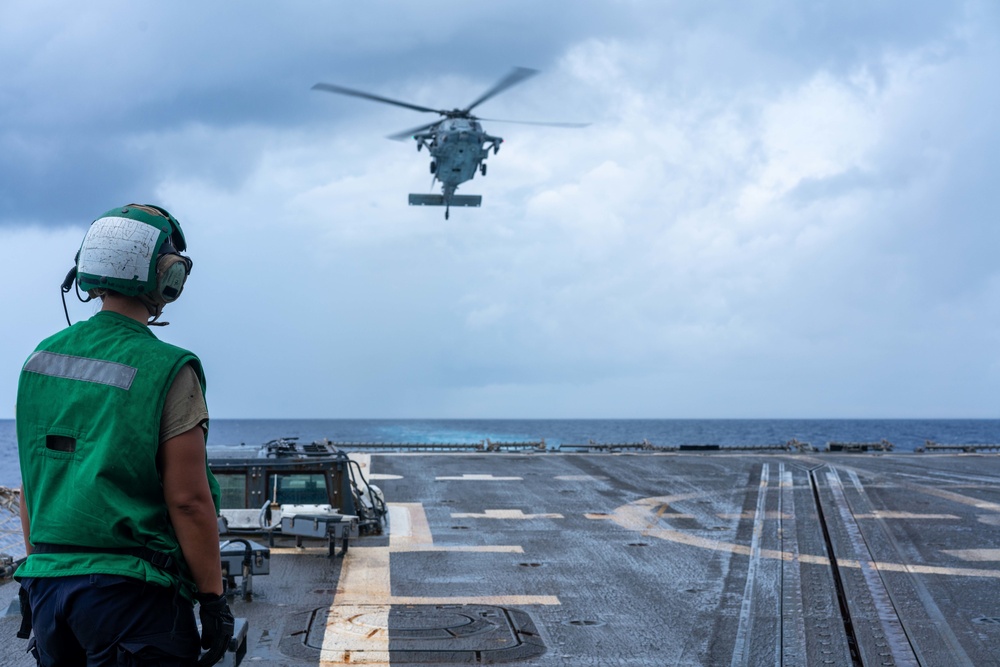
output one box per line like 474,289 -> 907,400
3,451 -> 1000,666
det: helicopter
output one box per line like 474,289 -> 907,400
312,67 -> 588,219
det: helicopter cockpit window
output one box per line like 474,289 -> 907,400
269,472 -> 329,506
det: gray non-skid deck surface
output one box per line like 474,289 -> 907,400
2,453 -> 1000,665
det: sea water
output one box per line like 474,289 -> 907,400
2,418 -> 999,488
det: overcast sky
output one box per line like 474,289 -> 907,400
2,1 -> 998,419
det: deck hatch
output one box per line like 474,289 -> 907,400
304,603 -> 545,663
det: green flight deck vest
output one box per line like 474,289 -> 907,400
16,311 -> 220,597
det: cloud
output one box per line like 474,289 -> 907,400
1,1 -> 998,418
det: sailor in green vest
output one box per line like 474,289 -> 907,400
15,204 -> 234,666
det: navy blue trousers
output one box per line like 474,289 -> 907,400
21,574 -> 200,666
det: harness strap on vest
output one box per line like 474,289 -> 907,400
31,543 -> 178,574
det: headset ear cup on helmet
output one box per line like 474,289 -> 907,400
155,254 -> 191,303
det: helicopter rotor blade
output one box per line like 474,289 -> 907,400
312,82 -> 444,115
386,121 -> 442,142
462,67 -> 538,113
476,117 -> 591,128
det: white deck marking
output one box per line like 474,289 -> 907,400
346,453 -> 371,471
398,544 -> 524,553
554,475 -> 608,481
367,473 -> 402,480
451,509 -> 564,520
718,511 -> 791,520
854,511 -> 959,520
730,464 -> 769,667
943,549 -> 1000,562
435,473 -> 522,481
715,511 -> 957,520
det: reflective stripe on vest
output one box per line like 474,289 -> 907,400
23,350 -> 137,391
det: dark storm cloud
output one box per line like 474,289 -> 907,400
4,1 -> 1000,419
0,1 -> 635,226
1,1 -> 983,227
0,133 -> 157,223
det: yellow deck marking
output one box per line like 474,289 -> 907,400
451,509 -> 564,520
321,500 -> 559,665
942,549 -> 1000,562
321,547 -> 392,664
909,486 -> 1000,511
436,473 -> 523,481
601,494 -> 1000,579
391,503 -> 527,552
388,502 -> 433,548
332,546 -> 392,604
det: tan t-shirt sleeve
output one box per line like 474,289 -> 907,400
159,363 -> 209,443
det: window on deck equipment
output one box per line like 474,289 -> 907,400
214,473 -> 247,509
269,472 -> 329,505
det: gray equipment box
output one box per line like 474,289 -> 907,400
220,538 -> 270,577
281,513 -> 359,540
216,618 -> 249,667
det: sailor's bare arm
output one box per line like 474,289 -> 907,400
161,426 -> 223,595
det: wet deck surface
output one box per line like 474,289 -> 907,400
3,452 -> 1000,665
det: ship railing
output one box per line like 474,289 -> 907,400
332,440 -> 544,453
917,441 -> 1000,453
826,439 -> 894,453
559,439 -> 815,453
559,439 -> 664,453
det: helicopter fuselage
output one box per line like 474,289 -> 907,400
312,67 -> 584,218
415,118 -> 501,196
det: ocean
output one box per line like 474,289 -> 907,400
2,418 -> 999,488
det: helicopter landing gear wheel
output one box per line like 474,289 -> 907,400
429,161 -> 436,174
445,208 -> 450,220
480,163 -> 487,176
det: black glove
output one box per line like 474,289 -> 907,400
195,592 -> 234,667
16,586 -> 32,640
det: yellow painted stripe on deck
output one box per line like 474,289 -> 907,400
911,486 -> 1000,511
605,494 -> 1000,579
320,499 -> 560,665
